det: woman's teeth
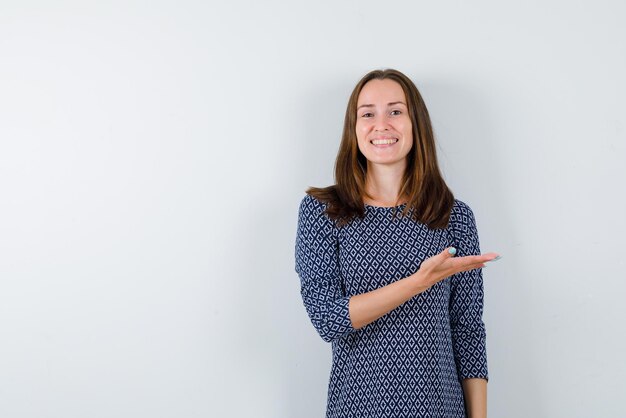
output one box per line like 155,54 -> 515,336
371,138 -> 398,145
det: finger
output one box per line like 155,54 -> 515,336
464,262 -> 487,272
452,260 -> 487,274
444,247 -> 457,258
456,253 -> 499,263
465,254 -> 496,264
429,247 -> 457,268
485,254 -> 501,263
479,252 -> 500,262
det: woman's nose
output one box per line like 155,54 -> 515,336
374,115 -> 390,131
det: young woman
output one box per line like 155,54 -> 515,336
295,69 -> 499,418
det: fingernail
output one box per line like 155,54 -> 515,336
448,247 -> 457,255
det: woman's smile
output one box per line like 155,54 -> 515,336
370,137 -> 399,146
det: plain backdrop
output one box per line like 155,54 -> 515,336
1,1 -> 625,417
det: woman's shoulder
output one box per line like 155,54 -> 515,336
297,193 -> 341,241
299,185 -> 340,216
299,193 -> 327,212
298,193 -> 334,225
448,198 -> 477,228
448,198 -> 476,236
450,198 -> 475,216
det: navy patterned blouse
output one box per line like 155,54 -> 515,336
295,194 -> 488,418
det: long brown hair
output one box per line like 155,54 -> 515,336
307,68 -> 454,229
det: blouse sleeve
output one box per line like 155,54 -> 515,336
448,200 -> 489,381
295,195 -> 355,343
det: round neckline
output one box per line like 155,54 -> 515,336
364,202 -> 408,210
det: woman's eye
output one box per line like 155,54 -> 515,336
390,110 -> 402,116
361,112 -> 373,118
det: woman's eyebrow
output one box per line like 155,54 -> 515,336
356,101 -> 407,110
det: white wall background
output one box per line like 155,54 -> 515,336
1,1 -> 625,417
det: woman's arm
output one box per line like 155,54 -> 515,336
462,378 -> 487,418
348,247 -> 498,329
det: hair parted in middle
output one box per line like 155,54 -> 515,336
307,68 -> 455,229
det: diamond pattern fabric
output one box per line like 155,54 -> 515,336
295,194 -> 488,418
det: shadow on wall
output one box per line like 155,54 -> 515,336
221,74 -> 352,417
276,74 -> 353,417
425,78 -> 540,415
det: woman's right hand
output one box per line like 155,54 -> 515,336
348,247 -> 499,330
414,247 -> 499,290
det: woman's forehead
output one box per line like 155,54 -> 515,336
357,79 -> 406,106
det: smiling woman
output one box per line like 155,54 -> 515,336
295,69 -> 499,418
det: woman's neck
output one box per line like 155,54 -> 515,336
364,162 -> 407,206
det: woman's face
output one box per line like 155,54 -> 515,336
355,79 -> 413,169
